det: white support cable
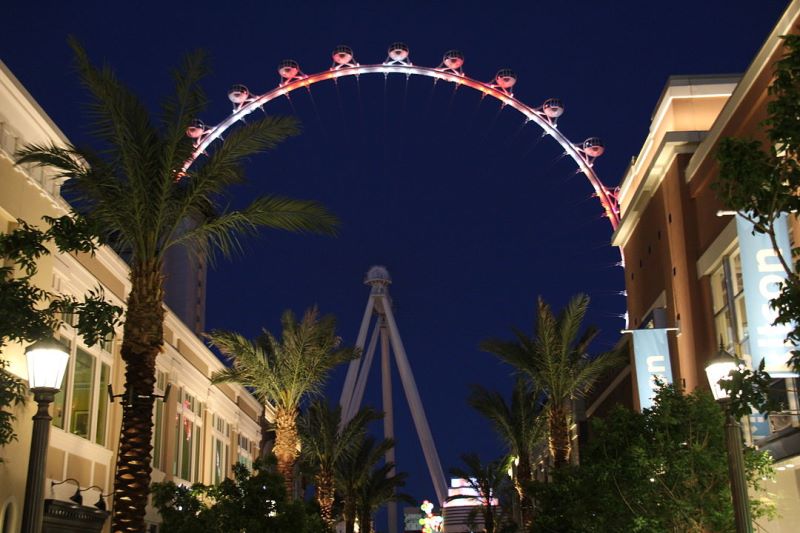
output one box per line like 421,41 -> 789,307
346,321 -> 381,422
339,294 -> 375,414
381,301 -> 448,506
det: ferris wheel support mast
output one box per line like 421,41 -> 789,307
340,266 -> 449,517
182,43 -> 622,231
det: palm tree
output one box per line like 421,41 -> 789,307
468,378 -> 545,529
209,307 -> 356,498
336,435 -> 395,533
481,294 -> 623,469
356,462 -> 412,533
16,41 -> 337,532
447,453 -> 511,533
298,401 -> 382,530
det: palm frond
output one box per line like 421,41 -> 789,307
16,144 -> 86,176
446,453 -> 510,504
190,115 -> 300,188
166,195 -> 337,262
558,293 -> 590,356
158,49 -> 210,172
572,347 -> 627,398
68,37 -> 164,241
480,337 -> 532,375
15,144 -> 135,248
468,385 -> 515,445
482,294 -> 624,471
207,307 -> 354,413
298,401 -> 381,471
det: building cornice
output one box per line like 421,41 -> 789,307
685,1 -> 800,182
617,77 -> 738,215
612,132 -> 705,248
0,60 -> 70,146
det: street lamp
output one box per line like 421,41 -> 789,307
20,337 -> 70,533
705,345 -> 752,533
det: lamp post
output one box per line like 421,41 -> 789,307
705,346 -> 752,533
20,337 -> 70,533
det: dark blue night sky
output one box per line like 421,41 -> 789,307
1,0 -> 790,520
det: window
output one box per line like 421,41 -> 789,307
60,309 -> 77,328
710,248 -> 800,439
710,251 -> 748,357
52,335 -> 71,429
152,370 -> 167,471
173,388 -> 204,482
211,414 -> 230,484
70,348 -> 94,438
99,332 -> 114,354
237,434 -> 254,471
53,331 -> 114,446
95,362 -> 111,445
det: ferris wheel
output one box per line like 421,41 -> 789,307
180,43 -> 626,533
182,42 -> 622,230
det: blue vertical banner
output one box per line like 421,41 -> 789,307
631,328 -> 673,410
736,214 -> 797,378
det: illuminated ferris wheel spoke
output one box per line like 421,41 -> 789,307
484,103 -> 505,139
182,42 -> 621,230
508,117 -> 530,144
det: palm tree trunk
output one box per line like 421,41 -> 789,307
344,501 -> 356,533
358,509 -> 372,533
484,504 -> 495,533
548,405 -> 571,469
111,260 -> 165,533
274,407 -> 300,499
315,470 -> 336,531
516,454 -> 534,530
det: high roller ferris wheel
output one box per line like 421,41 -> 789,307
182,43 -> 625,532
182,42 -> 622,231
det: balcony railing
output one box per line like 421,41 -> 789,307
0,118 -> 69,207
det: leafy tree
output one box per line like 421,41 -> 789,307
481,294 -> 623,468
0,214 -> 121,454
528,384 -> 775,533
468,378 -> 544,529
16,40 -> 337,531
446,453 -> 515,533
0,215 -> 121,349
0,359 -> 26,457
151,457 -> 326,533
335,434 -> 395,533
209,308 -> 357,498
298,401 -> 382,530
714,34 -> 800,375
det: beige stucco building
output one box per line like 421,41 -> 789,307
0,60 -> 264,532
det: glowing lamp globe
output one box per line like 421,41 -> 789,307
25,338 -> 69,391
704,346 -> 739,401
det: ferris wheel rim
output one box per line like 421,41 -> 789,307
183,61 -> 620,230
